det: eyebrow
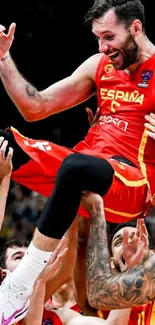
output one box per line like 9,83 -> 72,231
11,251 -> 24,259
92,29 -> 114,35
113,231 -> 136,243
113,234 -> 122,243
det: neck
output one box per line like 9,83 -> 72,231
128,36 -> 155,74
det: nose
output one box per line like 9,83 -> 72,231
98,40 -> 109,54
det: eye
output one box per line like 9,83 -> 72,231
115,240 -> 122,247
105,35 -> 114,41
14,255 -> 23,261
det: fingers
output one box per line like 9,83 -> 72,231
136,219 -> 148,243
141,233 -> 149,250
122,229 -> 129,245
44,246 -> 68,278
145,113 -> 155,126
128,243 -> 144,267
85,107 -> 93,125
141,220 -> 148,238
0,138 -> 13,161
92,107 -> 100,124
8,23 -> 16,39
0,25 -> 6,33
85,107 -> 100,126
145,113 -> 155,139
1,139 -> 8,153
0,139 -> 8,160
5,147 -> 14,163
49,237 -> 67,264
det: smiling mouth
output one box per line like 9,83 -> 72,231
109,51 -> 120,60
122,256 -> 125,265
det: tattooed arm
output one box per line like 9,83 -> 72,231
86,212 -> 155,310
0,49 -> 100,121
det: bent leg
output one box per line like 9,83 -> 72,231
37,153 -> 114,239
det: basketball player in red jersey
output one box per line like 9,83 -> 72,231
2,1 -> 155,318
0,0 -> 155,228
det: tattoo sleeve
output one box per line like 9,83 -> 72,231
86,213 -> 155,310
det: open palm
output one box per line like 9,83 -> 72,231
123,219 -> 149,268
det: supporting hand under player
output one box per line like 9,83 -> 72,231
145,113 -> 155,140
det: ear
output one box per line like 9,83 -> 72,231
131,19 -> 143,36
149,249 -> 155,256
110,257 -> 115,269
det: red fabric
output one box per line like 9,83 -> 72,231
70,304 -> 81,313
11,54 -> 155,223
92,53 -> 155,197
98,300 -> 155,325
42,308 -> 62,325
129,301 -> 155,325
11,127 -> 149,223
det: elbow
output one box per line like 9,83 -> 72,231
20,108 -> 41,122
22,114 -> 35,122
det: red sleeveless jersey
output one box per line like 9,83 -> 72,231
75,54 -> 155,197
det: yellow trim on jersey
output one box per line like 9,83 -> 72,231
97,310 -> 104,319
11,126 -> 27,139
150,300 -> 155,325
115,171 -> 147,187
104,207 -> 143,218
138,313 -> 141,325
138,128 -> 150,191
141,311 -> 145,325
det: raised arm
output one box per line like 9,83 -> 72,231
21,238 -> 68,325
86,195 -> 155,310
0,138 -> 13,230
0,24 -> 102,122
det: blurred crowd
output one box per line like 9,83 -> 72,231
0,181 -> 47,246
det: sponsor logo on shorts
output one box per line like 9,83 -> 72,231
24,140 -> 52,152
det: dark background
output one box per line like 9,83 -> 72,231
0,0 -> 154,148
0,1 -> 155,246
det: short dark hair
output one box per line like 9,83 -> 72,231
0,239 -> 29,269
108,219 -> 153,256
85,0 -> 145,31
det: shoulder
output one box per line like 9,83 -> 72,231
73,53 -> 105,81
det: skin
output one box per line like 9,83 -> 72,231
20,215 -> 131,325
4,246 -> 27,272
92,10 -> 140,70
1,5 -> 155,317
111,226 -> 149,273
0,10 -> 155,121
5,245 -> 78,308
0,137 -> 13,230
85,194 -> 155,310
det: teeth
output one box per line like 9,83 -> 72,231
109,51 -> 118,57
109,51 -> 119,59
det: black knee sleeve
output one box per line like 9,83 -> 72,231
37,153 -> 114,239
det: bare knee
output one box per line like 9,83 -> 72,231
81,191 -> 104,216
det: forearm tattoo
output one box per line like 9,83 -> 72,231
26,83 -> 36,97
86,214 -> 155,310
